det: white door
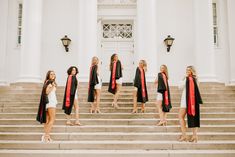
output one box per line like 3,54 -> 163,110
100,41 -> 134,83
99,21 -> 135,83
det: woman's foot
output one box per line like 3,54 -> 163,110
189,136 -> 198,143
156,121 -> 165,126
90,108 -> 95,114
132,108 -> 138,113
74,120 -> 82,126
66,121 -> 74,126
95,108 -> 101,113
178,135 -> 188,142
41,135 -> 50,143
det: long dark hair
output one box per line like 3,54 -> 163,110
67,66 -> 79,75
110,54 -> 117,71
44,70 -> 57,86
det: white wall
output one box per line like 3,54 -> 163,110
156,0 -> 195,85
41,0 -> 79,85
1,0 -> 234,86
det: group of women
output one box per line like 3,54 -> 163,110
36,53 -> 203,144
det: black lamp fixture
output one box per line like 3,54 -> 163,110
61,35 -> 71,52
164,35 -> 175,52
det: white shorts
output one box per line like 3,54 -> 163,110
156,92 -> 163,101
133,87 -> 138,91
180,89 -> 187,108
46,103 -> 57,109
95,77 -> 102,90
75,89 -> 78,100
116,77 -> 123,85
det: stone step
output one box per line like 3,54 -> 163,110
0,149 -> 235,157
1,113 -> 235,119
0,118 -> 234,125
0,140 -> 234,150
1,107 -> 235,113
1,102 -> 235,108
0,132 -> 235,141
0,125 -> 234,133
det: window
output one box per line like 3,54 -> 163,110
212,2 -> 219,47
17,3 -> 23,46
103,24 -> 133,39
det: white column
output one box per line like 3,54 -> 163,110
78,0 -> 97,82
136,0 -> 157,82
227,0 -> 235,85
17,0 -> 43,83
193,0 -> 217,82
0,0 -> 8,86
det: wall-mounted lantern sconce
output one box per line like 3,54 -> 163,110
61,35 -> 71,52
164,35 -> 175,52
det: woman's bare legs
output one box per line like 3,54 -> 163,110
113,84 -> 121,109
74,99 -> 81,125
132,90 -> 138,113
156,100 -> 165,126
43,108 -> 56,142
95,89 -> 101,113
178,108 -> 188,141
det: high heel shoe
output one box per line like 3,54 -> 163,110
178,135 -> 188,142
90,108 -> 95,113
141,105 -> 145,113
189,136 -> 198,143
95,108 -> 101,113
132,108 -> 138,113
156,121 -> 165,126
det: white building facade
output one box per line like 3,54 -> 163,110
0,0 -> 234,86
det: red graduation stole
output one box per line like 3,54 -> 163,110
111,61 -> 117,89
65,75 -> 72,107
162,72 -> 169,105
188,76 -> 196,116
139,67 -> 146,98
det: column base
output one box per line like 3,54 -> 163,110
198,74 -> 218,82
16,75 -> 42,83
229,79 -> 235,86
0,80 -> 8,86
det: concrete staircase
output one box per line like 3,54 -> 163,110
0,83 -> 235,157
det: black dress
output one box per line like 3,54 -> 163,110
134,67 -> 148,103
62,75 -> 78,115
88,65 -> 99,102
108,60 -> 123,94
157,73 -> 172,112
186,77 -> 203,128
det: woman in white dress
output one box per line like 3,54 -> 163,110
178,66 -> 203,143
37,70 -> 57,142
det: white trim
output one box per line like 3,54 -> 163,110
198,74 -> 218,82
16,75 -> 42,83
229,79 -> 235,86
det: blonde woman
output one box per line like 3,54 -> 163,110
36,70 -> 57,142
178,66 -> 203,143
108,54 -> 123,109
155,65 -> 172,126
132,60 -> 148,113
88,56 -> 102,113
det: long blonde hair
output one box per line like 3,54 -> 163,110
110,54 -> 117,71
91,56 -> 99,66
140,60 -> 147,72
187,65 -> 197,79
161,64 -> 169,79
